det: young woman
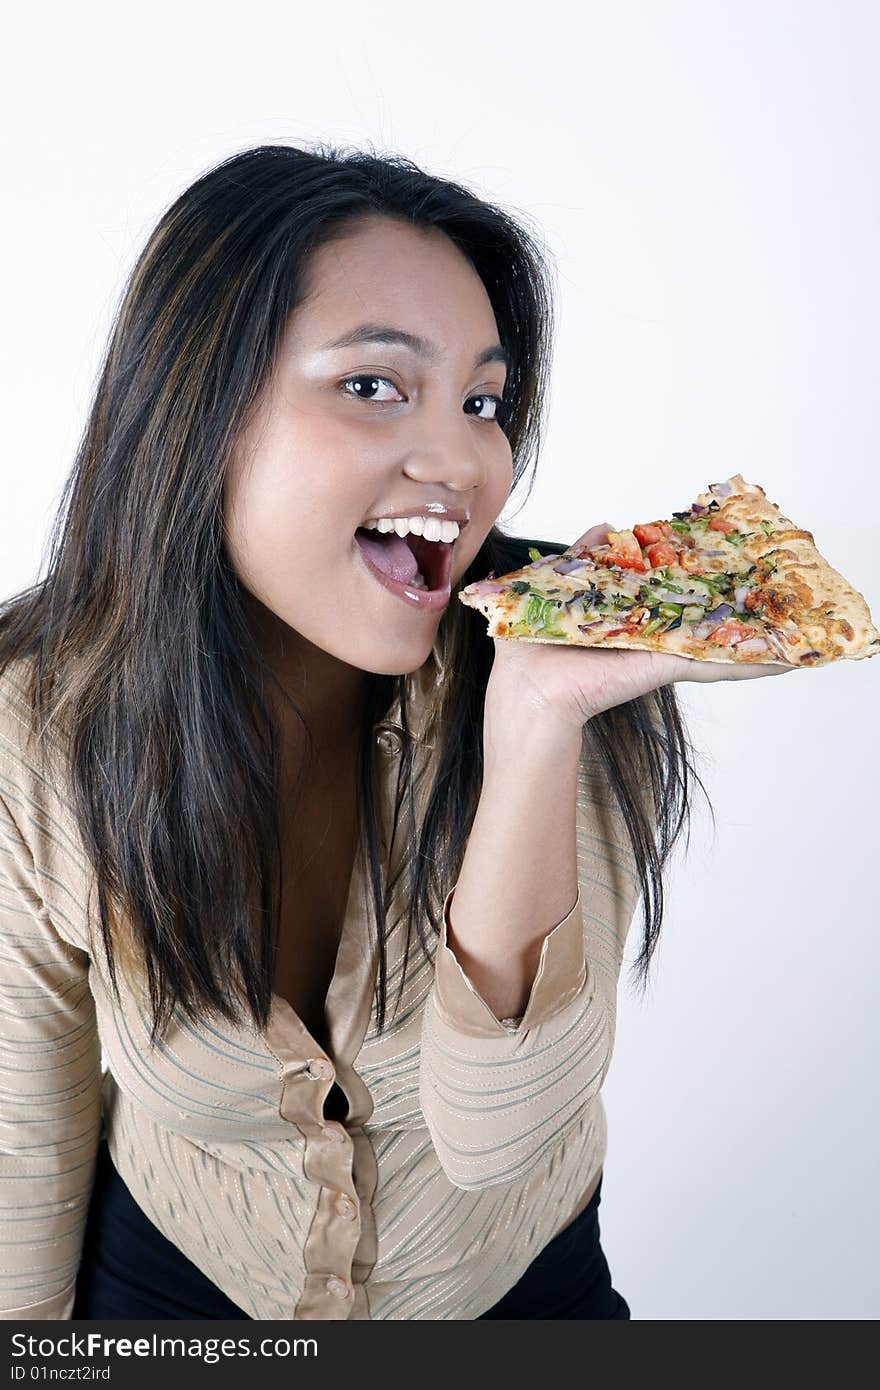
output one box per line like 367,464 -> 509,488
0,142 -> 793,1322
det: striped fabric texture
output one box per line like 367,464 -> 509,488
0,652 -> 644,1319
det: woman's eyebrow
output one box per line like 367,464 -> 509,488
320,323 -> 510,371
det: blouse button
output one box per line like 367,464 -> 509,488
375,726 -> 403,755
306,1058 -> 334,1081
334,1195 -> 358,1220
326,1276 -> 351,1299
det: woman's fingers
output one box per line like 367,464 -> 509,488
567,522 -> 615,552
678,657 -> 799,681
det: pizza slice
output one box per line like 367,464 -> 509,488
459,473 -> 880,666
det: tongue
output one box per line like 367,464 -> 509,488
355,527 -> 420,583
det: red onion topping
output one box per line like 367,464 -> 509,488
553,558 -> 596,575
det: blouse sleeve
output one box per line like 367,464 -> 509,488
0,789 -> 102,1319
418,749 -> 646,1191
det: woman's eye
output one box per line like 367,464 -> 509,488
340,374 -> 509,425
340,374 -> 403,403
466,393 -> 509,425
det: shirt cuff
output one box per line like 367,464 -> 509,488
431,885 -> 588,1038
0,1277 -> 76,1320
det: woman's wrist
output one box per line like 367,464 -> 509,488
482,678 -> 586,770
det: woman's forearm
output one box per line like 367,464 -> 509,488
444,707 -> 584,1021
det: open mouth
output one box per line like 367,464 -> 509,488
354,526 -> 455,592
403,531 -> 455,590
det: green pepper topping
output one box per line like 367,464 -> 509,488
523,591 -> 568,638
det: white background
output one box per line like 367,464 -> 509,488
3,0 -> 877,1319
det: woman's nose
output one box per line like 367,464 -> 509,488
399,401 -> 498,492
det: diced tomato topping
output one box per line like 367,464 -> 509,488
610,555 -> 649,573
678,549 -> 706,573
605,529 -> 649,573
706,619 -> 757,646
633,521 -> 674,547
645,541 -> 679,569
603,623 -> 643,637
708,515 -> 739,535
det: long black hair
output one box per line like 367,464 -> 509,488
0,141 -> 711,1047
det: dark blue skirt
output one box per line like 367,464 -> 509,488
72,1139 -> 630,1320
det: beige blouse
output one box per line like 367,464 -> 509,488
0,651 -> 643,1320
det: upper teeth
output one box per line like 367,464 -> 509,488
363,516 -> 460,543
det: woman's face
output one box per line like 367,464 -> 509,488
222,215 -> 513,685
